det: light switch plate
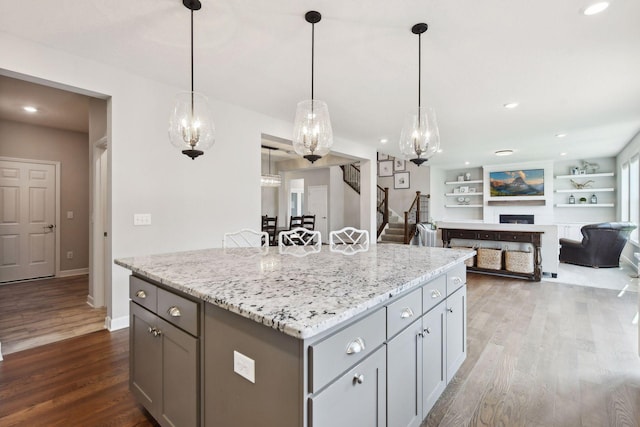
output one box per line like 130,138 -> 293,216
66,211 -> 74,219
233,350 -> 255,383
133,213 -> 152,226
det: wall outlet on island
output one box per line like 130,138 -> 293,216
233,350 -> 255,383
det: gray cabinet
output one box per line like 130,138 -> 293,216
446,285 -> 466,382
310,347 -> 386,427
386,270 -> 466,427
129,276 -> 200,427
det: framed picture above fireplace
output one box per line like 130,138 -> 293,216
489,169 -> 544,199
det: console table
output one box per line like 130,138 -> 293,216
441,227 -> 543,281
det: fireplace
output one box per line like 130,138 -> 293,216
500,214 -> 534,224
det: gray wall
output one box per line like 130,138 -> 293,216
377,159 -> 431,221
0,119 -> 89,272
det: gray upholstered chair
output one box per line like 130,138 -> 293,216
559,222 -> 636,268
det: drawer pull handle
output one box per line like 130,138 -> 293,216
346,338 -> 366,355
400,308 -> 414,319
353,373 -> 364,385
451,276 -> 462,285
136,290 -> 147,299
431,289 -> 442,299
168,306 -> 182,317
147,327 -> 162,337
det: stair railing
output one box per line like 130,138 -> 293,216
340,163 -> 360,194
403,192 -> 430,244
377,186 -> 389,238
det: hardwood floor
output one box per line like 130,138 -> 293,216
0,275 -> 106,356
423,274 -> 640,427
1,274 -> 638,426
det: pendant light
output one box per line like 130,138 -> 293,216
261,146 -> 282,187
168,0 -> 215,160
292,11 -> 333,164
399,23 -> 440,166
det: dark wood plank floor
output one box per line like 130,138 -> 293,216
1,274 -> 639,426
0,275 -> 106,355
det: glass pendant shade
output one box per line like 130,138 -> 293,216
261,174 -> 282,187
168,91 -> 215,159
293,99 -> 333,163
399,107 -> 440,166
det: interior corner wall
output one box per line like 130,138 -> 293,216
617,131 -> 640,268
329,166 -> 346,230
0,119 -> 89,272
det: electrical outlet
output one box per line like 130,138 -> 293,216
133,213 -> 152,226
233,351 -> 255,383
66,251 -> 73,259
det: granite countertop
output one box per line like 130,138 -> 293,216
115,245 -> 474,339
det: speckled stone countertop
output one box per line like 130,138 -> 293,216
115,245 -> 474,340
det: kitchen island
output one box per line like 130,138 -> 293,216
116,244 -> 474,427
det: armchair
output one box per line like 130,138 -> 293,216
559,222 -> 636,268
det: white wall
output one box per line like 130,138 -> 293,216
377,159 -> 431,219
617,131 -> 640,267
0,31 -> 376,329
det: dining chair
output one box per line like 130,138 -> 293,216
279,227 -> 321,248
329,227 -> 370,255
262,216 -> 278,246
223,228 -> 269,248
289,215 -> 303,230
301,215 -> 316,230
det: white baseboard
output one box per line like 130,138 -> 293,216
0,341 -> 3,362
58,268 -> 89,278
87,294 -> 95,307
105,315 -> 129,331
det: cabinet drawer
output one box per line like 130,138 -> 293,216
477,231 -> 498,240
309,347 -> 386,427
446,229 -> 477,240
130,276 -> 157,312
309,308 -> 385,393
157,287 -> 199,336
386,288 -> 422,339
497,232 -> 534,243
422,274 -> 447,313
447,264 -> 466,295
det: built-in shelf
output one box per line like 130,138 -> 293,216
555,203 -> 615,208
555,172 -> 614,179
445,192 -> 484,196
444,204 -> 483,208
444,180 -> 483,185
555,188 -> 614,193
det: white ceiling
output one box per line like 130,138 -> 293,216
1,0 -> 639,167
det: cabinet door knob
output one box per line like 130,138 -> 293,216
136,290 -> 147,299
153,328 -> 162,337
431,289 -> 442,299
424,327 -> 431,335
353,373 -> 364,384
400,308 -> 414,319
447,307 -> 454,313
147,326 -> 154,334
346,337 -> 366,355
168,306 -> 182,317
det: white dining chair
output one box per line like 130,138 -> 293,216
329,227 -> 370,255
278,227 -> 321,256
223,228 -> 269,248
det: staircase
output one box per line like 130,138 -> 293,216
379,221 -> 405,243
341,163 -> 390,239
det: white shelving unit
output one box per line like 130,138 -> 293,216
445,192 -> 484,196
444,179 -> 483,185
444,204 -> 483,208
554,171 -> 616,209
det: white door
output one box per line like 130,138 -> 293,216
307,185 -> 328,242
0,159 -> 56,282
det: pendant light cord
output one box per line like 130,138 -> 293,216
311,22 -> 315,101
191,9 -> 195,94
417,32 -> 422,130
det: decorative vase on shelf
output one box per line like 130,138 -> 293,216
569,194 -> 575,204
464,172 -> 471,181
590,194 -> 597,204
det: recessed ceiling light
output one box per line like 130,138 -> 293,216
503,102 -> 519,109
379,138 -> 388,144
560,152 -> 567,156
555,133 -> 567,138
495,149 -> 514,156
464,161 -> 470,165
437,149 -> 443,153
583,2 -> 609,15
23,106 -> 38,113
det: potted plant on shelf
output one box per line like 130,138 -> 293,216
579,197 -> 587,204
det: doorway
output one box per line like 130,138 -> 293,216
308,185 -> 328,241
